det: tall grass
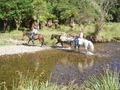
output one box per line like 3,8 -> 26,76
2,70 -> 79,90
81,69 -> 120,90
2,68 -> 119,90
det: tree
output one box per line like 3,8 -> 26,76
93,0 -> 117,40
0,0 -> 11,32
0,0 -> 32,31
77,0 -> 98,25
53,0 -> 78,28
13,0 -> 32,30
84,0 -> 117,40
32,0 -> 47,29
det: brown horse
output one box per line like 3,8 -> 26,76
23,32 -> 45,46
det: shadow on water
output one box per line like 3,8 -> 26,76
0,43 -> 120,88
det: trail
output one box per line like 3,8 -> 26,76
0,45 -> 51,56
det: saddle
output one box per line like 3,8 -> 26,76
31,34 -> 38,40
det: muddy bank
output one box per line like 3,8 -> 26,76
85,35 -> 120,43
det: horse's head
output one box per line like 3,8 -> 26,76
23,31 -> 31,37
51,34 -> 54,40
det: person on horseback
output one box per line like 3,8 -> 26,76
30,21 -> 38,41
78,29 -> 84,45
79,29 -> 84,39
74,29 -> 84,49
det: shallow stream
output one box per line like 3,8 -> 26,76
0,43 -> 120,88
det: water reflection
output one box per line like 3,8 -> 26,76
78,59 -> 94,72
50,57 -> 95,85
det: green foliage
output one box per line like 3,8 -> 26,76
32,0 -> 47,18
81,69 -> 119,90
0,0 -> 119,31
0,0 -> 32,20
53,0 -> 79,22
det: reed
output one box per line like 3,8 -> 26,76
81,69 -> 120,90
2,68 -> 119,90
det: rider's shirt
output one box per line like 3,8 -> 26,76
79,32 -> 83,38
78,32 -> 84,45
32,28 -> 38,34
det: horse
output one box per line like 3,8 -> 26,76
74,38 -> 94,54
51,34 -> 74,48
23,32 -> 45,46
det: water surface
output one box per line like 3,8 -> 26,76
0,43 -> 120,88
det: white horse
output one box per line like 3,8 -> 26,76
74,38 -> 94,54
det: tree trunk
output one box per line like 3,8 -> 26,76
93,1 -> 111,41
70,17 -> 75,30
37,19 -> 39,30
47,19 -> 53,28
94,17 -> 105,40
3,20 -> 7,33
14,19 -> 21,30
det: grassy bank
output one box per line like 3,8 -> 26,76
1,69 -> 119,90
0,22 -> 119,45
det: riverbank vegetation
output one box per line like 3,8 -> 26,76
2,69 -> 119,90
0,22 -> 120,46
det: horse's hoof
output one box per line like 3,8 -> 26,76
86,52 -> 94,55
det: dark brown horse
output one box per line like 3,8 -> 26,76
51,34 -> 74,48
23,32 -> 45,46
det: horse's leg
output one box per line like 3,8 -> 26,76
32,40 -> 34,45
69,41 -> 71,49
78,45 -> 80,52
74,40 -> 78,51
28,39 -> 31,44
61,42 -> 63,48
40,37 -> 45,47
84,45 -> 88,53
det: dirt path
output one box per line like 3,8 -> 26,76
0,45 -> 51,56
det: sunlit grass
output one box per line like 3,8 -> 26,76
99,22 -> 120,40
81,69 -> 120,90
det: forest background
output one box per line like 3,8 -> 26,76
0,0 -> 120,44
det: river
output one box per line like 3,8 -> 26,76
0,43 -> 120,88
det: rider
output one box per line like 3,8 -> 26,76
30,21 -> 38,41
79,29 -> 84,39
74,29 -> 84,48
78,29 -> 84,45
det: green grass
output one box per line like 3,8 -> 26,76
99,22 -> 120,41
0,22 -> 120,45
2,69 -> 119,90
81,69 -> 120,90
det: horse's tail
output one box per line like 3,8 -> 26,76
89,41 -> 94,52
